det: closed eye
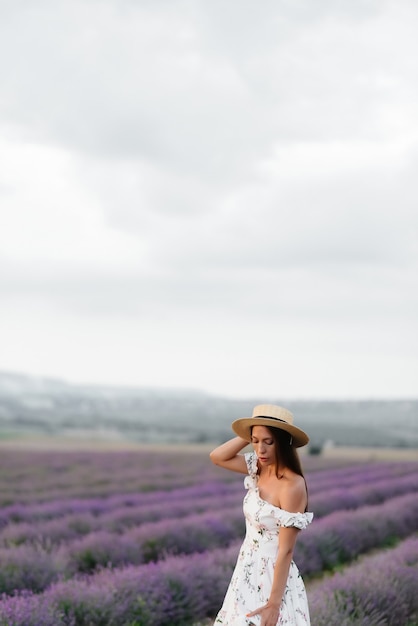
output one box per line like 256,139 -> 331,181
251,439 -> 274,445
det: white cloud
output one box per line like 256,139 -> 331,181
0,0 -> 417,397
0,139 -> 148,274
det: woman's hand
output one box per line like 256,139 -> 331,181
246,601 -> 280,626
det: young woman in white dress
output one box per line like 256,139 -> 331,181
210,405 -> 313,626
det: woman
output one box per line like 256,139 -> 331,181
210,404 -> 313,626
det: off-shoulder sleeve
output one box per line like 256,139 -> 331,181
275,509 -> 313,530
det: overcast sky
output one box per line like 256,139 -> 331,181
0,0 -> 417,399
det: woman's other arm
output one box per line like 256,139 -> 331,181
209,436 -> 250,474
246,477 -> 307,625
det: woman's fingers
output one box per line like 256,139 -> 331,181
246,605 -> 264,617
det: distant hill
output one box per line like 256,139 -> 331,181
0,371 -> 417,450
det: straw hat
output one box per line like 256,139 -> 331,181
231,404 -> 309,448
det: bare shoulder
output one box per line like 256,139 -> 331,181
280,471 -> 307,512
285,471 -> 306,489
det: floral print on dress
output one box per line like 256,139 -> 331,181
213,452 -> 313,626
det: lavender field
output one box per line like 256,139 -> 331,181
0,447 -> 417,625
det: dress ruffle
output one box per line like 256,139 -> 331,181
274,508 -> 313,529
245,451 -> 258,478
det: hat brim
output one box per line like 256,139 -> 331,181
231,417 -> 309,448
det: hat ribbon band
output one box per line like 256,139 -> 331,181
254,416 -> 288,423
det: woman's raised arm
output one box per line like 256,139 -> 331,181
209,436 -> 250,474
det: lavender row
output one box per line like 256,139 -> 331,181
0,535 -> 417,626
0,448 -> 238,504
304,460 -> 418,492
0,480 -> 240,528
0,492 -> 242,546
296,490 -> 418,575
310,468 -> 418,517
0,447 -> 338,504
1,447 -> 414,505
2,468 -> 418,552
309,535 -> 418,625
1,460 -> 417,529
0,510 -> 243,594
2,465 -> 418,552
1,490 -> 417,596
0,545 -> 239,626
66,489 -> 418,576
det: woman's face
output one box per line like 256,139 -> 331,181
251,425 -> 276,466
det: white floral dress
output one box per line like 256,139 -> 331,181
214,452 -> 313,626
